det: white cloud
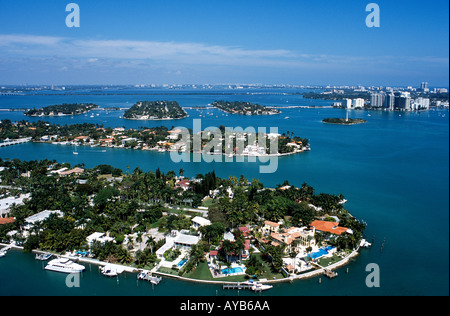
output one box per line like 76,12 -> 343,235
0,34 -> 296,67
0,34 -> 447,85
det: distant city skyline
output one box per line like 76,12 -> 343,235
0,0 -> 448,86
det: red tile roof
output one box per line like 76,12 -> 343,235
0,217 -> 15,225
310,220 -> 348,235
238,226 -> 250,237
264,220 -> 280,227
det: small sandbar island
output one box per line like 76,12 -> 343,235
24,103 -> 99,117
123,100 -> 188,120
322,117 -> 367,125
0,159 -> 370,289
211,101 -> 281,115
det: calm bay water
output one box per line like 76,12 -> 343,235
1,89 -> 448,296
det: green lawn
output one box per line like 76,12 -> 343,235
317,254 -> 342,267
201,197 -> 215,208
182,255 -> 285,282
253,253 -> 285,280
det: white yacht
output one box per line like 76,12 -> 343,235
100,265 -> 118,277
45,258 -> 85,274
251,282 -> 273,292
242,280 -> 273,292
0,250 -> 6,258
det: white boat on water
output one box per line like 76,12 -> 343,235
242,280 -> 273,292
100,265 -> 118,277
360,239 -> 372,248
0,250 -> 6,258
36,253 -> 52,261
45,258 -> 85,274
251,282 -> 273,292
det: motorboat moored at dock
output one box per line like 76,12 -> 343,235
137,270 -> 162,285
44,257 -> 85,274
100,265 -> 118,277
35,253 -> 52,261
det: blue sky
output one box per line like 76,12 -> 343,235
0,0 -> 448,86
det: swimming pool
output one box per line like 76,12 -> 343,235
177,259 -> 187,268
221,267 -> 244,275
308,246 -> 335,260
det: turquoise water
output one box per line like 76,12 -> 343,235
309,246 -> 335,260
177,259 -> 187,268
0,89 -> 448,296
222,267 -> 244,275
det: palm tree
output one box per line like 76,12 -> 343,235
146,236 -> 156,254
221,240 -> 234,263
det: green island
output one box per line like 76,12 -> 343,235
322,118 -> 367,125
0,120 -> 310,156
211,101 -> 281,115
0,159 -> 368,284
123,100 -> 188,120
24,103 -> 99,117
302,90 -> 371,102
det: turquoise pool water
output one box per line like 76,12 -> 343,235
221,267 -> 244,275
308,246 -> 335,260
177,259 -> 187,268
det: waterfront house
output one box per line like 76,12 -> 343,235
175,179 -> 191,191
87,232 -> 115,248
156,230 -> 200,259
74,136 -> 89,143
23,210 -> 64,231
310,220 -> 349,235
270,226 -> 316,254
60,167 -> 84,176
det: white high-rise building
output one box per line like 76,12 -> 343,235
411,97 -> 430,110
341,99 -> 352,109
420,82 -> 429,92
352,98 -> 365,109
385,93 -> 395,110
371,92 -> 385,108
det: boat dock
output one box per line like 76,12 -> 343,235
222,282 -> 254,290
222,281 -> 271,292
137,270 -> 162,285
324,270 -> 338,279
0,138 -> 32,147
